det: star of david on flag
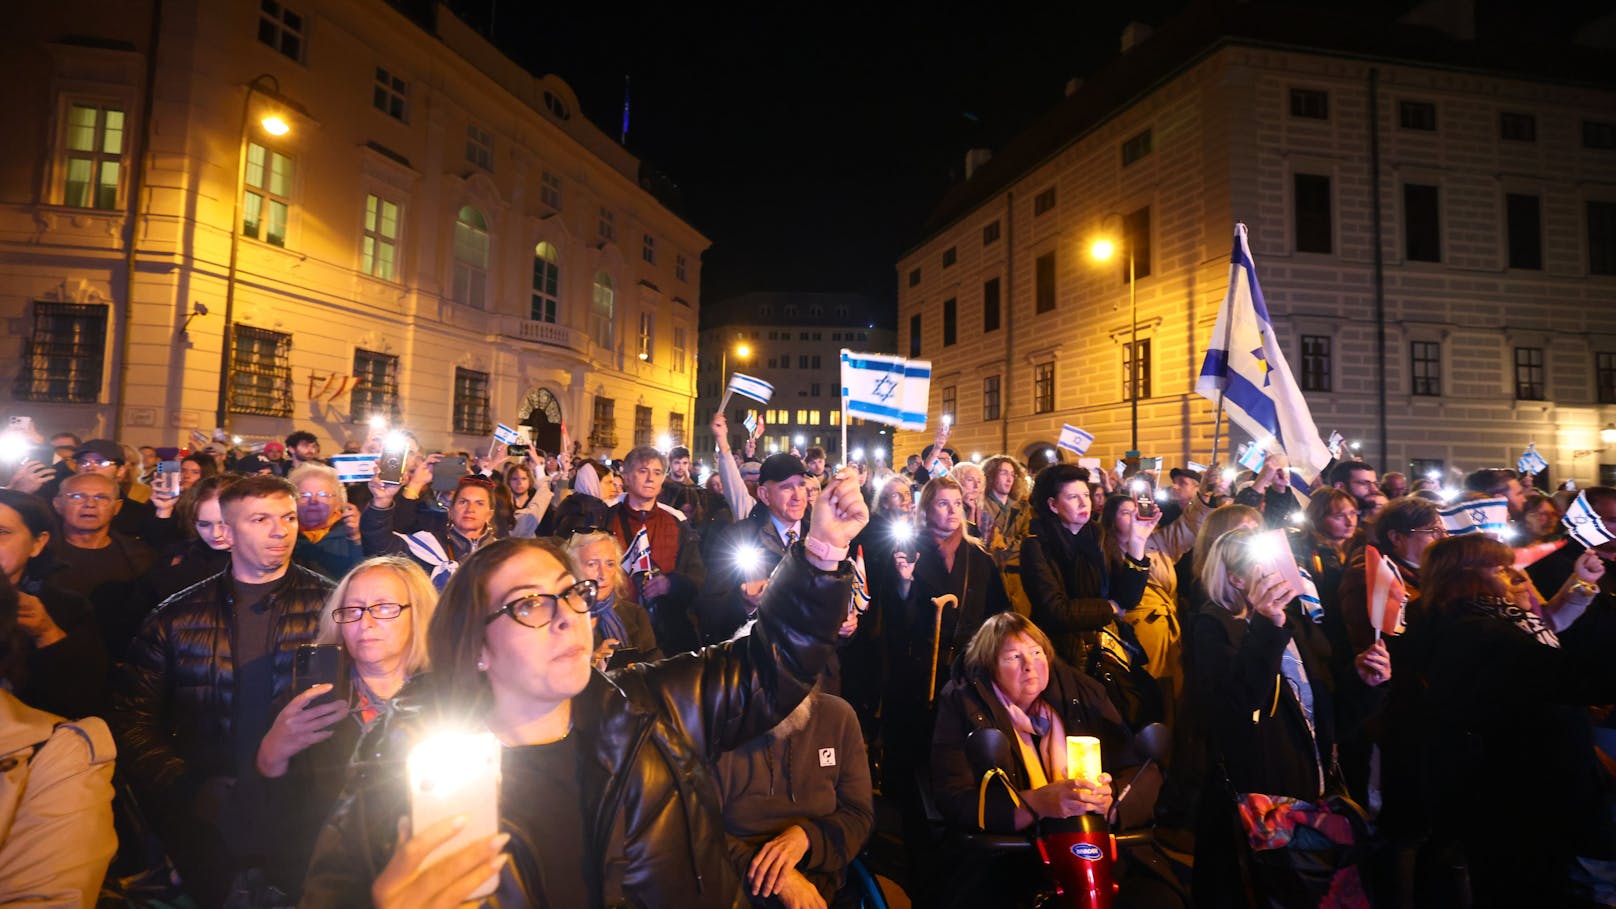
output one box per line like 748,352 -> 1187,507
1564,491 -> 1616,550
841,350 -> 931,431
1517,444 -> 1548,477
1439,496 -> 1510,541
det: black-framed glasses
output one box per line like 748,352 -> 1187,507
333,602 -> 411,623
1409,526 -> 1448,538
485,579 -> 598,630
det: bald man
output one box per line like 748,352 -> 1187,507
53,472 -> 153,655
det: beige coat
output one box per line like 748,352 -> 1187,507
0,691 -> 116,907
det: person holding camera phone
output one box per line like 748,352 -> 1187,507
300,468 -> 869,908
361,453 -> 506,589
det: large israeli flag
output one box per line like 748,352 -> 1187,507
1195,224 -> 1331,480
841,350 -> 931,430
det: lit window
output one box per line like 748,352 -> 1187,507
531,241 -> 560,322
638,311 -> 653,361
590,272 -> 614,349
61,104 -> 124,210
1034,363 -> 1054,414
244,142 -> 292,247
454,368 -> 491,434
452,206 -> 489,308
672,327 -> 687,373
361,194 -> 400,280
228,325 -> 293,417
13,302 -> 107,403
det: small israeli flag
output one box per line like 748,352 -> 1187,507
727,373 -> 775,404
1057,424 -> 1094,455
1187,461 -> 1208,474
625,526 -> 654,575
1439,496 -> 1510,541
1140,457 -> 1163,471
743,411 -> 759,436
1516,444 -> 1548,477
1237,440 -> 1268,472
1326,431 -> 1345,460
1563,491 -> 1616,550
493,423 -> 521,445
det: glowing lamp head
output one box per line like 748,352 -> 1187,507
1350,440 -> 1362,452
1439,487 -> 1459,503
260,114 -> 291,136
735,343 -> 751,360
1602,424 -> 1616,445
1090,238 -> 1116,262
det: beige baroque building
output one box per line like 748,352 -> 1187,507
0,0 -> 706,457
894,4 -> 1616,486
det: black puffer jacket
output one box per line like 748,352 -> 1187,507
108,563 -> 329,823
300,547 -> 853,909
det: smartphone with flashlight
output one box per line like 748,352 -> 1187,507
1130,477 -> 1158,519
1246,528 -> 1307,599
408,731 -> 502,900
376,435 -> 410,485
154,460 -> 183,496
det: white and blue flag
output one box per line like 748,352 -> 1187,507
1196,224 -> 1331,480
1564,491 -> 1616,550
1517,444 -> 1548,477
493,423 -> 521,445
1326,431 -> 1345,460
727,373 -> 774,405
743,411 -> 759,437
841,351 -> 931,431
1057,424 -> 1094,455
1439,496 -> 1510,541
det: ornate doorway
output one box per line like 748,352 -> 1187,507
518,388 -> 564,453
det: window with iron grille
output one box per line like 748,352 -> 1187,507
1588,201 -> 1616,276
1411,341 -> 1441,396
373,67 -> 409,121
983,221 -> 1000,245
1289,88 -> 1328,119
669,413 -> 685,444
61,104 -> 124,210
244,142 -> 292,247
634,405 -> 653,447
13,302 -> 107,403
1500,112 -> 1535,142
1034,187 -> 1056,215
453,368 -> 491,434
1121,129 -> 1153,166
1399,101 -> 1436,131
1301,335 -> 1331,392
1122,340 -> 1151,401
1035,252 -> 1056,313
591,396 -> 616,448
1034,363 -> 1055,414
466,124 -> 493,170
983,375 -> 1000,421
1514,347 -> 1545,400
257,0 -> 305,61
228,325 -> 293,417
942,298 -> 957,346
351,349 -> 400,424
983,277 -> 1001,332
941,385 -> 956,424
1596,353 -> 1616,405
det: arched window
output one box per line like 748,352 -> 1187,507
590,272 -> 614,349
452,206 -> 489,308
532,241 -> 560,323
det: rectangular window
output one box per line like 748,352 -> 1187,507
1410,341 -> 1441,396
811,355 -> 821,369
634,405 -> 653,447
642,234 -> 656,264
591,396 -> 616,448
638,312 -> 653,362
1597,352 -> 1616,404
243,142 -> 292,247
1514,347 -> 1545,400
1034,363 -> 1055,414
1121,129 -> 1153,166
942,298 -> 957,346
1499,112 -> 1536,142
1399,100 -> 1437,131
675,254 -> 688,282
361,193 -> 399,280
908,267 -> 921,287
1034,187 -> 1056,215
351,349 -> 400,423
540,171 -> 562,209
1035,252 -> 1056,313
257,0 -> 305,61
1294,174 -> 1332,254
983,375 -> 1000,421
796,409 -> 809,425
465,125 -> 493,169
941,385 -> 956,424
452,368 -> 491,434
1122,339 -> 1151,401
672,327 -> 687,373
1588,201 -> 1616,275
829,411 -> 841,427
531,248 -> 558,323
1301,335 -> 1332,392
12,302 -> 107,403
1124,206 -> 1152,280
909,313 -> 921,357
61,103 -> 124,210
1506,193 -> 1542,270
1404,184 -> 1441,262
373,67 -> 409,121
983,277 -> 1001,333
228,325 -> 293,417
1289,88 -> 1328,119
598,207 -> 614,242
983,220 -> 1000,245
1584,121 -> 1616,150
942,246 -> 957,268
669,412 -> 685,444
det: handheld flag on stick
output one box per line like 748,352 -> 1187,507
850,546 -> 870,615
719,373 -> 774,417
1326,431 -> 1345,460
1195,224 -> 1332,480
1365,545 -> 1408,641
841,350 -> 932,431
743,411 -> 758,437
624,527 -> 654,575
1057,424 -> 1094,455
1564,491 -> 1616,550
1517,443 -> 1548,478
493,423 -> 521,445
1439,496 -> 1510,541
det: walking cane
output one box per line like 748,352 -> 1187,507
927,594 -> 958,706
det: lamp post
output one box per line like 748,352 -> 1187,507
215,73 -> 289,431
718,339 -> 751,412
1090,218 -> 1138,456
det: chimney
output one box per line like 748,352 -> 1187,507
964,148 -> 993,180
1120,21 -> 1153,52
1064,78 -> 1084,97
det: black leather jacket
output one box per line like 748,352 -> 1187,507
300,547 -> 853,909
108,563 -> 330,824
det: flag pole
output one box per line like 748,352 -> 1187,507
1207,233 -> 1239,467
840,399 -> 848,467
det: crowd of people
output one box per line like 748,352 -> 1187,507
0,416 -> 1612,908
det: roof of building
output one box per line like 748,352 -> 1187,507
700,291 -> 896,332
916,0 -> 1616,245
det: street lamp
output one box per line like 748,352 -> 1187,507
215,73 -> 292,431
1090,216 -> 1138,456
718,339 -> 752,415
1604,423 -> 1616,446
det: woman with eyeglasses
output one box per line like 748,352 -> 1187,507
300,470 -> 869,908
252,556 -> 437,900
361,466 -> 506,589
289,463 -> 365,580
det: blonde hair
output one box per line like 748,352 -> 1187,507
563,530 -> 632,603
318,556 -> 437,674
1191,504 -> 1263,581
288,462 -> 348,510
949,462 -> 984,489
1199,528 -> 1267,616
963,613 -> 1058,680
